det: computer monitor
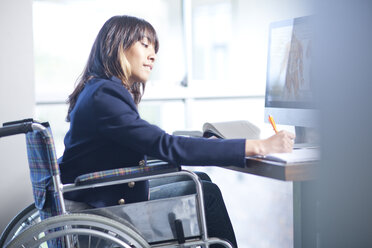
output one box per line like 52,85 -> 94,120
264,16 -> 319,145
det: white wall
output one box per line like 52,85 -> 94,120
0,0 -> 35,232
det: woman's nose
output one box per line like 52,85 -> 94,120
148,52 -> 156,63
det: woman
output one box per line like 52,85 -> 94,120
59,15 -> 295,248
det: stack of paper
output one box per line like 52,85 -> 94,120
250,148 -> 320,164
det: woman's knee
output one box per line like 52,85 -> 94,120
194,171 -> 212,182
201,181 -> 225,208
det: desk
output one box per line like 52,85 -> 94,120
227,158 -> 318,248
227,158 -> 317,181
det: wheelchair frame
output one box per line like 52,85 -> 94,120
0,119 -> 233,248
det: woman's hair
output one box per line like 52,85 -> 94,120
66,15 -> 159,121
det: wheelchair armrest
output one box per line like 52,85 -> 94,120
74,161 -> 180,186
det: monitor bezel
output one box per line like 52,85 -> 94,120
264,16 -> 318,129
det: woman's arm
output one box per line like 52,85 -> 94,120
93,81 -> 294,166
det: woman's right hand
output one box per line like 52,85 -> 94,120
245,130 -> 295,156
260,130 -> 295,155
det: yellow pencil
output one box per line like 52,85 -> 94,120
268,115 -> 278,133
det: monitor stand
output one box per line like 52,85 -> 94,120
294,126 -> 319,149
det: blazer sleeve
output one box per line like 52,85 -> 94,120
93,82 -> 246,168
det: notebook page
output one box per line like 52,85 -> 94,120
249,148 -> 320,164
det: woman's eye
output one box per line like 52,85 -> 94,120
142,42 -> 149,48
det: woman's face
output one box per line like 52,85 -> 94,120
124,37 -> 156,84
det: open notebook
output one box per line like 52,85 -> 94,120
248,147 -> 320,164
202,120 -> 260,140
173,120 -> 260,139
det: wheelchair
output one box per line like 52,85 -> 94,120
0,119 -> 233,248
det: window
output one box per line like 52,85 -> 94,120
192,0 -> 232,81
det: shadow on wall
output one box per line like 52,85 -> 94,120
309,0 -> 372,247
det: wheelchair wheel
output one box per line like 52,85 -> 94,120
0,203 -> 40,247
5,213 -> 150,248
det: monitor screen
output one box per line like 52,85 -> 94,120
264,16 -> 318,130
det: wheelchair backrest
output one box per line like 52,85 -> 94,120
25,123 -> 65,220
1,119 -> 65,248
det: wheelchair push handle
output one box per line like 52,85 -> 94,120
0,118 -> 47,138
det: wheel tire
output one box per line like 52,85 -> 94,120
6,213 -> 150,248
0,203 -> 40,247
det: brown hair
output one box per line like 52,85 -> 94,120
66,15 -> 159,121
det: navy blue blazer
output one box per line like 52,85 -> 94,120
59,76 -> 246,208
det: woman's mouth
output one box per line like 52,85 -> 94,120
144,64 -> 153,71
